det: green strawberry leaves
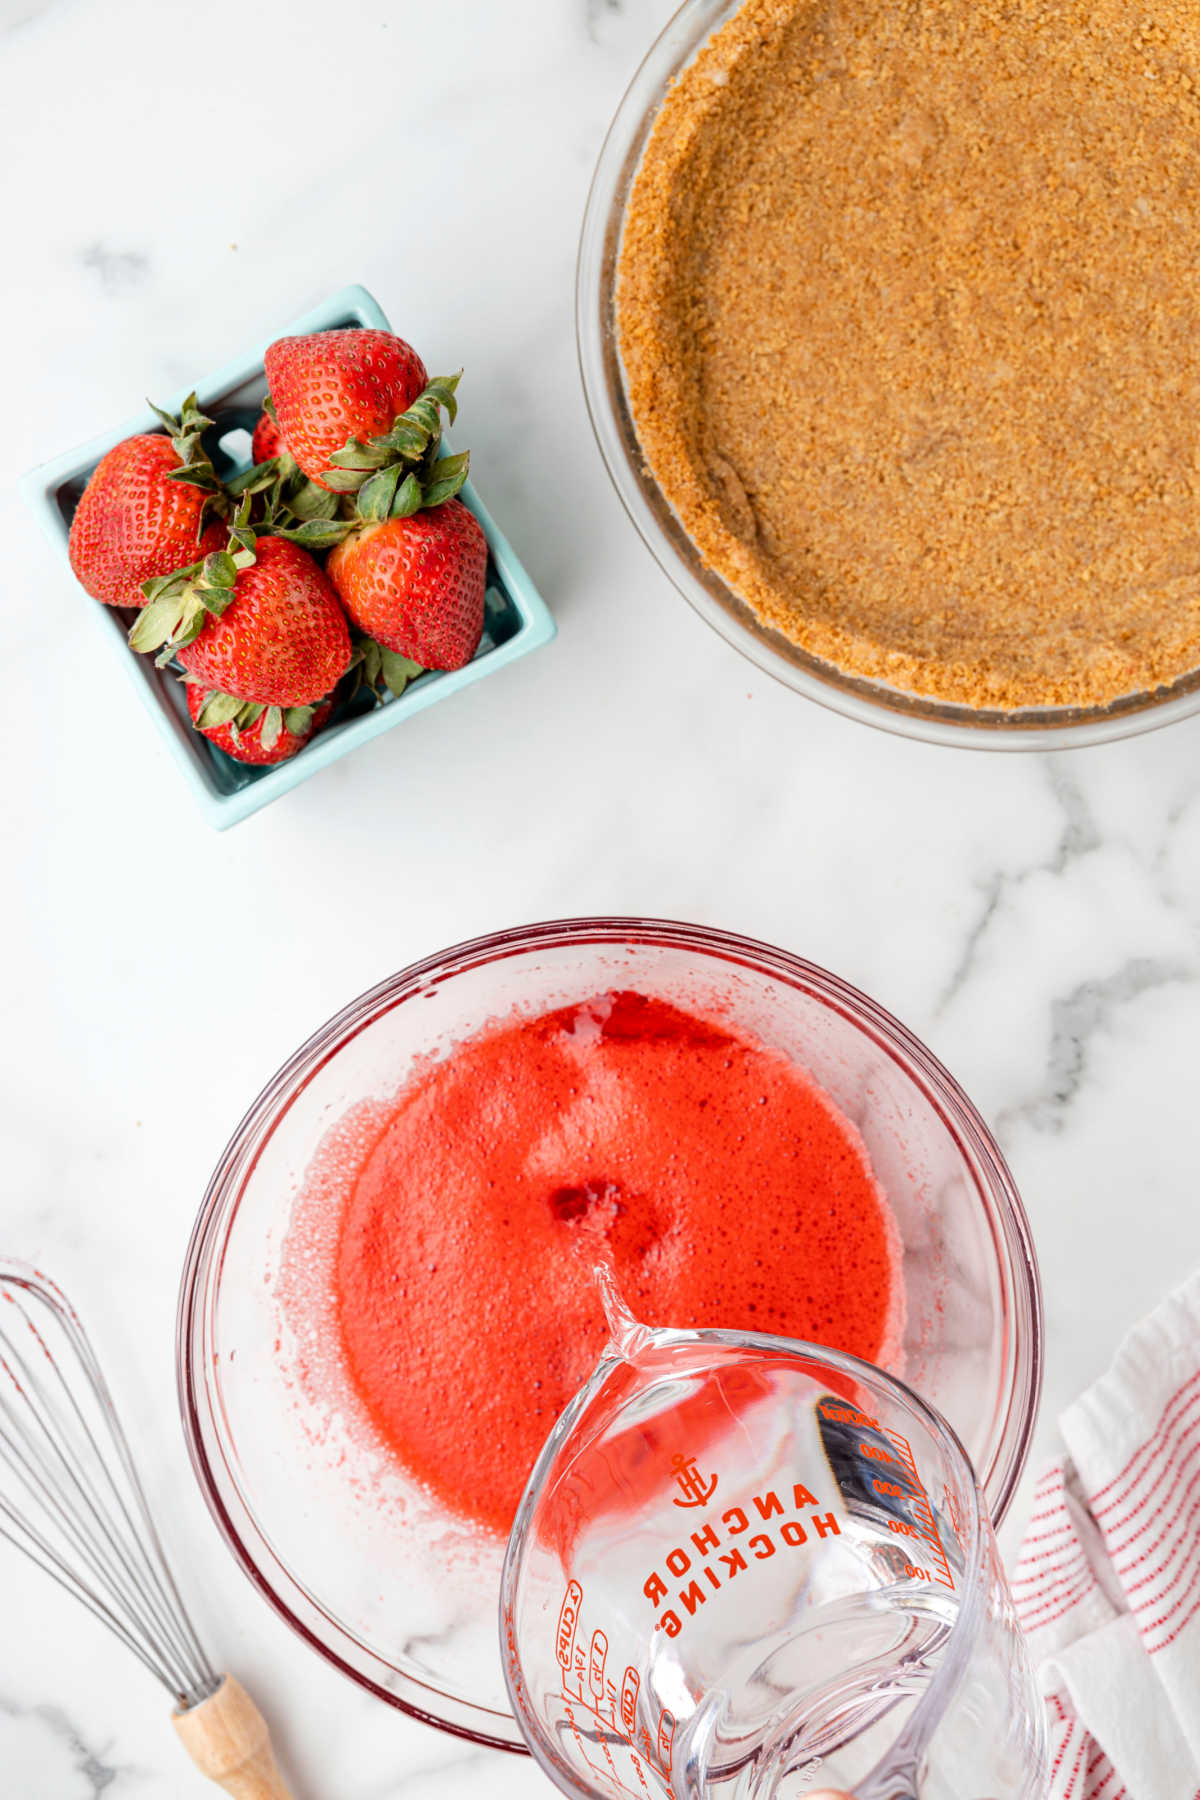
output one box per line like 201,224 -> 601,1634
188,681 -> 320,751
356,461 -> 442,523
282,704 -> 316,736
321,445 -> 388,489
390,473 -> 424,519
227,501 -> 256,559
352,451 -> 467,523
289,479 -> 341,522
270,449 -> 470,553
356,463 -> 404,521
319,372 -> 463,493
376,645 -> 423,699
420,451 -> 470,510
150,391 -> 234,535
272,518 -> 353,552
193,688 -> 248,729
346,634 -> 424,704
228,443 -> 340,531
224,458 -> 281,501
150,392 -> 220,490
129,498 -> 257,664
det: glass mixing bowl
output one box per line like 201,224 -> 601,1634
576,0 -> 1200,749
177,918 -> 1042,1749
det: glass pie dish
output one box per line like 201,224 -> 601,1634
576,0 -> 1200,749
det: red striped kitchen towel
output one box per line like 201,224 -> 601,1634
1013,1273 -> 1200,1799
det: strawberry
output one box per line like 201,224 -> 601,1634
177,538 -> 349,703
130,518 -> 351,705
264,329 -> 429,490
68,395 -> 229,609
185,680 -> 333,765
251,404 -> 285,465
327,499 -> 486,671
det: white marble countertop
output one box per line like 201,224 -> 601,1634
3,0 -> 1199,1794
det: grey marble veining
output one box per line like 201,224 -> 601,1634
935,755 -> 1200,1142
936,759 -> 1103,1016
998,954 -> 1197,1139
0,1692 -> 129,1798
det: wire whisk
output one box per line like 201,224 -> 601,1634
0,1259 -> 293,1798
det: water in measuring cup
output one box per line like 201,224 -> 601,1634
518,1268 -> 973,1800
693,1586 -> 960,1799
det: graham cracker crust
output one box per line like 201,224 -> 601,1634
618,0 -> 1200,710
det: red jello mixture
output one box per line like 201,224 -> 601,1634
280,990 -> 903,1537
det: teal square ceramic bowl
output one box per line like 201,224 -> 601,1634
20,284 -> 555,829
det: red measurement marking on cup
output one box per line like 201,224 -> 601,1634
658,1708 -> 676,1773
589,1629 -> 609,1701
885,1430 -> 955,1591
553,1581 -> 654,1798
620,1666 -> 640,1734
557,1579 -> 583,1669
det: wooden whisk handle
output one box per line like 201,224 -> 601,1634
173,1675 -> 294,1799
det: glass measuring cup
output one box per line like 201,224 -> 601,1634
500,1293 -> 1046,1799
